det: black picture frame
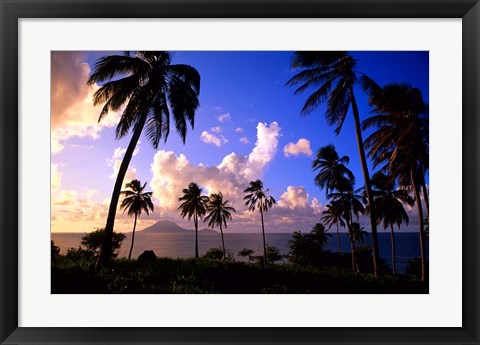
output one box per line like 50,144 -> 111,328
1,1 -> 478,344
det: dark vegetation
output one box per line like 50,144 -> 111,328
51,230 -> 426,294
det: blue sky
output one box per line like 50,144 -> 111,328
51,51 -> 428,233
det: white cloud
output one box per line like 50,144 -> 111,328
107,144 -> 140,180
150,122 -> 282,215
278,186 -> 310,209
51,52 -> 120,154
283,138 -> 313,157
235,127 -> 244,133
243,122 -> 281,180
200,131 -> 228,147
239,137 -> 250,144
211,126 -> 223,134
216,112 -> 231,122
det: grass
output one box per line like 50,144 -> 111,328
51,254 -> 427,294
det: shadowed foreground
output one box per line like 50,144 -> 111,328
52,255 -> 427,294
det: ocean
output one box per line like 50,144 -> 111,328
51,232 -> 428,273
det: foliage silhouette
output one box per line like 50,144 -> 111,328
287,51 -> 381,275
178,182 -> 209,258
204,192 -> 236,260
243,180 -> 276,267
88,51 -> 200,267
120,179 -> 154,259
363,83 -> 429,281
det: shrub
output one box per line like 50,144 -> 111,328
203,247 -> 224,260
238,248 -> 255,261
288,231 -> 325,266
80,228 -> 126,257
51,241 -> 60,262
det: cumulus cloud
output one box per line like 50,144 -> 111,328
239,137 -> 250,144
216,112 -> 231,122
200,131 -> 228,147
51,51 -> 120,154
283,138 -> 313,157
278,186 -> 310,209
235,127 -> 244,133
150,122 -> 281,214
211,126 -> 223,134
107,144 -> 140,180
243,122 -> 281,180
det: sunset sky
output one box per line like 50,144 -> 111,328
51,51 -> 428,234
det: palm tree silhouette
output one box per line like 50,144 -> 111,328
88,51 -> 200,266
287,51 -> 381,276
311,223 -> 332,250
204,192 -> 236,260
120,179 -> 154,259
321,200 -> 346,254
243,180 -> 276,267
363,83 -> 428,280
329,184 -> 365,272
367,172 -> 414,274
312,144 -> 355,195
178,183 -> 209,259
312,144 -> 353,255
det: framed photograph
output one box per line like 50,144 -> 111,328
1,0 -> 478,344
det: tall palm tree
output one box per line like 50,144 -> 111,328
362,83 -> 428,280
204,192 -> 236,260
287,51 -> 381,275
178,182 -> 209,259
88,51 -> 200,266
312,144 -> 353,255
329,185 -> 365,272
321,200 -> 346,253
367,172 -> 414,274
120,179 -> 154,259
243,180 -> 276,267
312,145 -> 355,195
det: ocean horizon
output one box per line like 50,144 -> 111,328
52,231 -> 428,274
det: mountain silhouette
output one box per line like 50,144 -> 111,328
139,220 -> 217,234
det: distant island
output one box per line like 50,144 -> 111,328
139,220 -> 218,234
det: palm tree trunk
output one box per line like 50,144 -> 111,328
336,223 -> 341,254
389,223 -> 396,274
220,224 -> 226,261
194,213 -> 199,259
411,169 -> 426,282
421,175 -> 429,220
260,209 -> 267,268
349,87 -> 380,277
97,113 -> 147,269
128,214 -> 138,259
345,207 -> 359,273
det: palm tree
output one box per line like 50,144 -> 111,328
367,172 -> 414,274
350,222 -> 368,246
178,182 -> 209,259
312,145 -> 355,195
243,180 -> 276,267
204,192 -> 236,260
311,223 -> 332,250
88,51 -> 200,266
287,51 -> 381,275
321,200 -> 346,253
120,179 -> 154,259
362,83 -> 428,280
329,185 -> 365,272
